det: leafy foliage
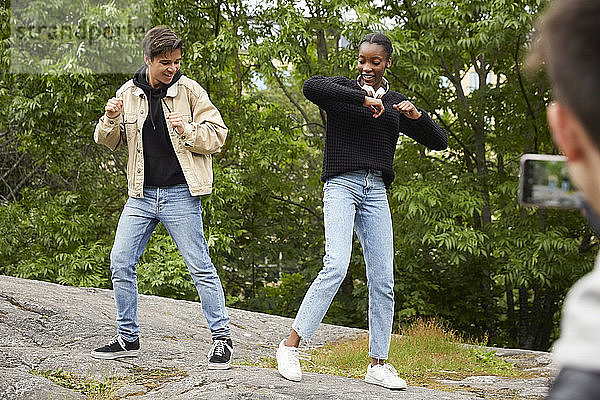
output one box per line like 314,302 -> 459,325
1,0 -> 597,351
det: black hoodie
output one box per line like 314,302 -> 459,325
133,65 -> 186,187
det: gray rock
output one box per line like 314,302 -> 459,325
0,275 -> 554,399
0,367 -> 86,400
438,352 -> 556,399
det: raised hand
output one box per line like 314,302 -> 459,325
363,96 -> 384,118
105,97 -> 123,119
166,112 -> 185,134
393,100 -> 422,120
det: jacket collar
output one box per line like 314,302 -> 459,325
133,80 -> 179,98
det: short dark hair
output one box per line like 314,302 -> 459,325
142,26 -> 185,60
359,33 -> 393,61
532,0 -> 600,147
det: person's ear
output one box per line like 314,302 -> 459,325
547,102 -> 585,161
144,55 -> 150,66
386,58 -> 391,68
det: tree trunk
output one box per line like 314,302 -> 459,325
316,29 -> 328,65
518,283 -> 534,348
505,275 -> 518,345
533,289 -> 558,350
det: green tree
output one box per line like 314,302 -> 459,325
1,0 -> 595,351
375,0 -> 596,348
1,0 -> 135,287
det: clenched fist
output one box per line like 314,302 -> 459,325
105,97 -> 123,119
393,100 -> 422,120
166,112 -> 185,134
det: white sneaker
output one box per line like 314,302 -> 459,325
276,339 -> 309,382
364,363 -> 407,390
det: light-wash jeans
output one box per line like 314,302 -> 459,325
292,170 -> 395,359
109,184 -> 231,342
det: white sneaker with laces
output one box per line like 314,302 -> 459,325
276,339 -> 309,382
364,363 -> 407,390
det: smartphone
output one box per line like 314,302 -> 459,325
519,154 -> 582,209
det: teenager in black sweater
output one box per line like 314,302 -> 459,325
276,33 -> 447,389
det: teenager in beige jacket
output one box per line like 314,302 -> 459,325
91,25 -> 233,369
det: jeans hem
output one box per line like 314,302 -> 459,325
368,354 -> 388,360
118,332 -> 139,342
210,329 -> 232,340
290,324 -> 312,343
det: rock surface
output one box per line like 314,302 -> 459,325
437,348 -> 556,398
0,275 -> 556,399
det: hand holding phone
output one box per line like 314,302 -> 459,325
519,154 -> 582,209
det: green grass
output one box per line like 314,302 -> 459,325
30,368 -> 123,399
308,318 -> 515,384
248,318 -> 517,389
30,365 -> 188,400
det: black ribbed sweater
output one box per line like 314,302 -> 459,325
303,76 -> 447,188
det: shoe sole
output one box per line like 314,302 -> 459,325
278,370 -> 301,382
364,375 -> 407,390
90,350 -> 140,360
207,361 -> 232,370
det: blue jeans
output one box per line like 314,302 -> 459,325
292,170 -> 395,359
110,184 -> 231,341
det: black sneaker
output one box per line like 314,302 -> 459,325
207,337 -> 233,369
90,335 -> 140,360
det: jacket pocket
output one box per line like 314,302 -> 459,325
187,151 -> 212,186
123,113 -> 138,140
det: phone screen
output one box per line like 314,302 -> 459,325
519,154 -> 582,209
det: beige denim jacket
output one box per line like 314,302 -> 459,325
93,75 -> 228,198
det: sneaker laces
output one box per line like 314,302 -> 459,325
285,343 -> 312,365
108,335 -> 127,350
209,339 -> 229,358
381,363 -> 399,377
292,347 -> 312,362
